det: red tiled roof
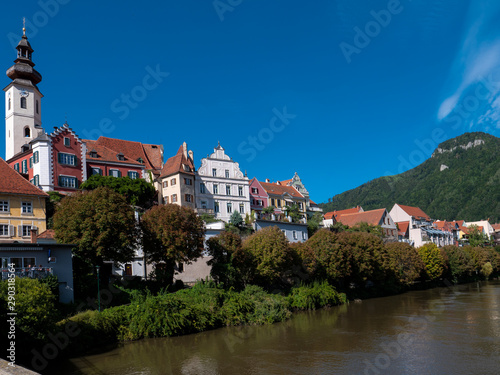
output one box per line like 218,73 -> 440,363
336,209 -> 386,227
309,199 -> 317,205
92,137 -> 162,171
0,158 -> 48,197
397,204 -> 430,220
396,221 -> 409,236
37,229 -> 55,240
277,179 -> 293,186
160,145 -> 195,178
492,223 -> 500,231
260,181 -> 304,199
324,206 -> 363,220
85,140 -> 143,165
462,225 -> 484,234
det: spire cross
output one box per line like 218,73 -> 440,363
23,17 -> 26,36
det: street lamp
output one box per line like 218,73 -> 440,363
96,265 -> 101,312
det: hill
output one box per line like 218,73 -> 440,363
320,132 -> 500,222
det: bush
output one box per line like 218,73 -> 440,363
287,282 -> 347,310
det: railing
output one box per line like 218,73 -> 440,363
1,268 -> 53,280
196,208 -> 214,215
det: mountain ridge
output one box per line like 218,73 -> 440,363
320,132 -> 500,222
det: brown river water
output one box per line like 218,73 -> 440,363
49,281 -> 500,375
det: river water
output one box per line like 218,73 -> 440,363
51,281 -> 500,375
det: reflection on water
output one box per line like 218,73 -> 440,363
50,281 -> 500,375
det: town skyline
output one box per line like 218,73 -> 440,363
2,0 -> 500,203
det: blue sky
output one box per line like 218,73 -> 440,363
1,0 -> 499,203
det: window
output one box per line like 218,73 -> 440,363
29,156 -> 34,168
238,186 -> 243,196
21,159 -> 28,173
252,187 -> 258,194
64,137 -> 71,147
10,258 -> 22,269
239,204 -> 244,214
201,201 -> 208,209
58,152 -> 76,166
33,151 -> 39,164
184,178 -> 192,186
172,194 -> 178,203
24,127 -> 31,137
227,203 -> 232,214
302,232 -> 306,240
59,175 -> 78,188
22,201 -> 32,214
214,202 -> 220,213
212,168 -> 217,177
281,229 -> 286,235
89,150 -> 98,158
258,200 -> 263,206
91,167 -> 102,176
36,100 -> 39,114
213,184 -> 218,194
137,157 -> 144,164
30,175 -> 39,186
271,198 -> 275,206
200,183 -> 206,194
225,170 -> 229,178
171,178 -> 177,185
23,258 -> 36,268
0,201 -> 9,212
164,196 -> 169,204
185,194 -> 192,202
20,225 -> 32,237
20,97 -> 27,109
226,185 -> 231,195
128,171 -> 139,179
276,200 -> 281,208
298,202 -> 303,209
162,181 -> 168,188
0,225 -> 9,236
14,163 -> 19,172
293,231 -> 297,240
8,97 -> 11,110
109,169 -> 121,177
117,153 -> 125,161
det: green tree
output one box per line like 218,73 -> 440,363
383,242 -> 424,286
307,212 -> 324,237
465,225 -> 490,247
417,243 -> 446,280
80,174 -> 156,209
347,222 -> 384,238
242,226 -> 295,287
0,278 -> 57,339
53,187 -> 138,267
284,203 -> 302,223
207,231 -> 251,288
229,211 -> 244,228
141,204 -> 206,285
442,245 -> 475,283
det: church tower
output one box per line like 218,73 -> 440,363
4,26 -> 43,160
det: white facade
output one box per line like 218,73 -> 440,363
30,134 -> 53,191
464,221 -> 495,238
195,144 -> 250,223
4,82 -> 43,160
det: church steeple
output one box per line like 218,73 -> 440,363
6,22 -> 42,86
4,22 -> 44,160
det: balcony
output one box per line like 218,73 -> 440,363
1,267 -> 53,280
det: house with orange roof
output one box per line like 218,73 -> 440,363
390,204 -> 453,247
277,172 -> 322,217
260,180 -> 307,222
335,208 -> 398,239
159,142 -> 195,209
323,206 -> 364,227
492,223 -> 500,246
249,178 -> 269,213
0,157 -> 48,243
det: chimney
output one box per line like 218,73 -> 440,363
30,228 -> 38,244
265,179 -> 270,183
182,142 -> 188,159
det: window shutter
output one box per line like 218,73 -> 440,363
17,225 -> 21,237
9,225 -> 15,237
118,170 -> 121,177
29,157 -> 33,168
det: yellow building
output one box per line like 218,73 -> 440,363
0,158 -> 48,243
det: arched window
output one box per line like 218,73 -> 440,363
8,98 -> 11,110
24,127 -> 31,138
36,100 -> 39,114
20,97 -> 27,109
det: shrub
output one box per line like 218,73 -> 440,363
287,282 -> 347,310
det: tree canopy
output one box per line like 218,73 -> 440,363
80,175 -> 156,209
53,187 -> 138,266
141,204 -> 206,284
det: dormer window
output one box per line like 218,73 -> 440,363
89,150 -> 98,158
183,164 -> 190,172
21,144 -> 29,153
137,157 -> 144,164
117,153 -> 125,161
